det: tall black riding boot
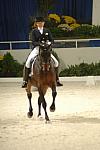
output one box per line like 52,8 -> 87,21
22,67 -> 30,88
55,67 -> 63,86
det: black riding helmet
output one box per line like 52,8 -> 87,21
35,17 -> 45,22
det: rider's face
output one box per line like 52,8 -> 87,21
36,21 -> 45,28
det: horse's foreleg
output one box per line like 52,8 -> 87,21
27,92 -> 33,118
42,97 -> 49,121
38,88 -> 49,121
50,85 -> 57,112
37,96 -> 42,117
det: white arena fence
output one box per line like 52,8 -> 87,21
0,38 -> 100,50
0,38 -> 100,70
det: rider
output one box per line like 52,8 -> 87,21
22,16 -> 63,88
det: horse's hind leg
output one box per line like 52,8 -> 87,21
27,92 -> 33,118
50,84 -> 57,112
26,85 -> 33,118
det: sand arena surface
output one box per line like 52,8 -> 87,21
0,81 -> 100,150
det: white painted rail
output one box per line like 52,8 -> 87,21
0,38 -> 100,50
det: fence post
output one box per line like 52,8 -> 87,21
10,42 -> 12,50
76,40 -> 78,48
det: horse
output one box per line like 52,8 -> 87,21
25,40 -> 57,122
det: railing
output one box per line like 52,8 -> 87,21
0,41 -> 31,50
0,38 -> 100,50
54,38 -> 100,48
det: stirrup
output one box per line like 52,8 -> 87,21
22,81 -> 27,88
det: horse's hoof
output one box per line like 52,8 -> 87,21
37,115 -> 43,120
27,112 -> 33,118
45,116 -> 50,122
50,106 -> 56,112
45,117 -> 51,124
45,121 -> 50,124
45,119 -> 51,124
37,113 -> 41,117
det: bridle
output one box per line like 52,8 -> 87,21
39,41 -> 52,71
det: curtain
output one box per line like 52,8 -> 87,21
0,0 -> 38,49
48,0 -> 93,23
0,0 -> 93,49
75,0 -> 93,23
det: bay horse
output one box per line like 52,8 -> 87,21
26,40 -> 57,122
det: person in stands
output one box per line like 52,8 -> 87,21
22,16 -> 63,88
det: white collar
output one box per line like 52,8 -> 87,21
38,27 -> 43,31
38,27 -> 43,34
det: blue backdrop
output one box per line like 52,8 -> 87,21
48,0 -> 93,23
0,0 -> 93,48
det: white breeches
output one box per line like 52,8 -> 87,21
25,46 -> 59,68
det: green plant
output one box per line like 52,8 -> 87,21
73,24 -> 100,38
50,27 -> 69,38
0,52 -> 23,77
59,62 -> 100,77
45,19 -> 58,28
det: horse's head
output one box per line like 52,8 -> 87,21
39,41 -> 52,71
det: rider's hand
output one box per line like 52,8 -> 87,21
47,41 -> 51,45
